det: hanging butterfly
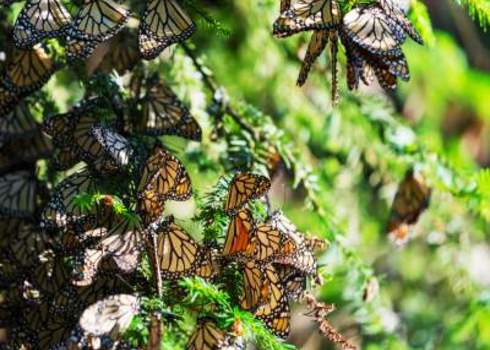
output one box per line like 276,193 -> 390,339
73,217 -> 143,286
66,0 -> 130,62
13,0 -> 72,49
135,80 -> 202,141
2,44 -> 56,94
275,265 -> 308,300
149,215 -> 213,281
138,0 -> 196,60
224,173 -> 271,215
0,170 -> 37,219
0,85 -> 20,115
79,294 -> 139,338
267,211 -> 317,275
377,0 -> 424,44
223,209 -> 254,257
6,224 -> 51,268
137,144 -> 192,201
297,30 -> 329,86
247,223 -> 282,262
187,318 -> 233,350
240,260 -> 264,310
51,146 -> 80,171
40,169 -> 101,233
0,129 -> 53,174
342,5 -> 406,56
0,101 -> 37,145
387,169 -> 431,245
254,265 -> 290,338
273,0 -> 341,38
87,124 -> 134,171
98,29 -> 141,75
280,0 -> 291,13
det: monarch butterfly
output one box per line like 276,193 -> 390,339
0,101 -> 37,144
247,223 -> 282,261
240,260 -> 263,310
276,265 -> 308,299
187,318 -> 230,350
138,189 -> 166,224
138,29 -> 169,60
31,256 -> 72,295
13,0 -> 72,49
0,129 -> 53,174
139,0 -> 196,60
79,294 -> 139,337
151,216 -> 212,280
223,209 -> 254,257
377,0 -> 424,44
52,146 -> 80,171
76,218 -> 143,286
255,265 -> 290,338
280,0 -> 291,12
89,125 -> 134,170
40,169 -> 100,233
268,211 -> 306,254
66,0 -> 130,61
273,0 -> 341,38
138,144 -> 192,201
37,316 -> 76,349
0,85 -> 20,115
0,171 -> 37,218
297,30 -> 329,86
7,224 -> 51,268
3,44 -> 55,94
387,169 -> 431,245
224,173 -> 271,215
342,6 -> 405,56
304,236 -> 327,251
136,80 -> 202,141
98,30 -> 140,74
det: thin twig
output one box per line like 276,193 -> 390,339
181,43 -> 259,139
145,231 -> 164,350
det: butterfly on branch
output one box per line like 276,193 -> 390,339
138,0 -> 196,60
387,169 -> 431,245
2,44 -> 56,95
66,0 -> 130,62
224,172 -> 271,215
134,79 -> 202,141
13,0 -> 72,49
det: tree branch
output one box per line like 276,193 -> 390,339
181,43 -> 260,140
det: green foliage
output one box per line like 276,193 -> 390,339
454,0 -> 490,30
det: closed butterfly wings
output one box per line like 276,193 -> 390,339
66,0 -> 130,62
2,44 -> 56,95
139,0 -> 195,60
388,170 -> 431,245
136,80 -> 202,141
273,0 -> 341,38
149,216 -> 213,280
13,0 -> 72,49
73,218 -> 144,286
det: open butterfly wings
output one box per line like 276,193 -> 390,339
13,0 -> 72,49
139,0 -> 196,60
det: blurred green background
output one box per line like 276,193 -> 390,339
180,1 -> 490,349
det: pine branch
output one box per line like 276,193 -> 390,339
453,0 -> 490,30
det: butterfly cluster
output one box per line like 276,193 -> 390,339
217,173 -> 325,339
0,0 -> 196,115
273,0 -> 423,99
0,1 -> 332,349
